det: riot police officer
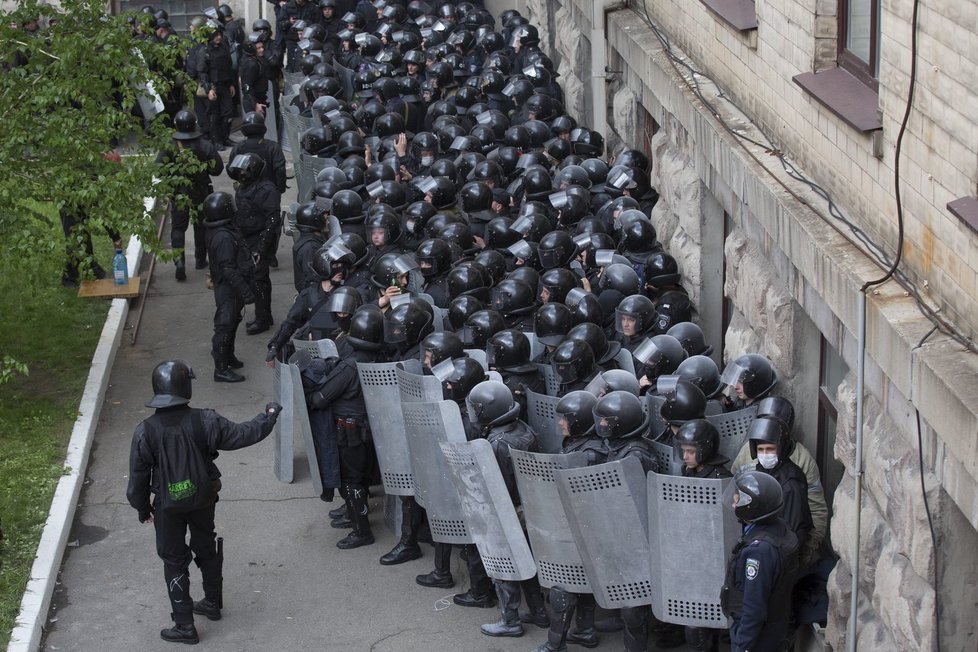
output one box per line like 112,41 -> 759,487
127,360 -> 281,644
292,201 -> 331,293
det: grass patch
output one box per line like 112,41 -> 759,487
0,208 -> 115,648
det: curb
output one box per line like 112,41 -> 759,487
7,206 -> 150,652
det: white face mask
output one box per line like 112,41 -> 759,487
757,452 -> 778,470
421,155 -> 435,167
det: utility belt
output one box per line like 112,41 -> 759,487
336,416 -> 370,447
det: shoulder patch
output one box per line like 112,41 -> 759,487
745,557 -> 759,581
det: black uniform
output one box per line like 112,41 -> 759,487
185,42 -> 210,137
238,50 -> 268,114
234,178 -> 280,328
292,231 -> 327,293
157,139 -> 224,269
757,458 -> 813,558
205,219 -> 255,372
198,36 -> 235,145
282,0 -> 319,70
267,282 -> 338,355
229,136 -> 288,194
126,404 -> 279,625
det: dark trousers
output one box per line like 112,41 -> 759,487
339,442 -> 370,486
212,283 -> 244,369
244,233 -> 272,323
171,203 -> 207,265
207,82 -> 234,144
61,209 -> 120,283
193,94 -> 211,138
153,501 -> 221,624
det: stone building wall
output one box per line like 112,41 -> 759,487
541,1 -> 978,649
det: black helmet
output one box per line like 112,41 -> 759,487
460,181 -> 493,212
327,232 -> 368,266
730,471 -> 784,524
416,239 -> 452,277
448,295 -> 483,331
466,380 -> 519,428
487,329 -> 534,372
323,286 -> 362,318
537,230 -> 579,270
598,263 -> 641,296
614,294 -> 656,336
371,252 -> 418,288
490,278 -> 536,317
587,368 -> 640,398
538,268 -> 579,305
473,249 -> 508,285
202,191 -> 235,225
240,111 -> 267,137
447,263 -> 490,299
439,357 -> 489,402
721,354 -> 778,401
364,210 -> 401,246
619,218 -> 659,254
484,217 -> 521,250
384,300 -> 434,346
331,189 -> 364,223
652,291 -> 692,335
422,176 -> 457,209
645,251 -> 681,287
173,109 -> 200,140
311,241 -> 355,280
570,128 -> 604,156
755,396 -> 795,432
615,149 -> 650,174
593,391 -> 648,439
673,419 -> 721,467
581,157 -> 609,189
674,355 -> 722,398
348,304 -> 385,350
533,302 -> 572,347
421,331 -> 465,370
227,152 -> 265,184
146,359 -> 195,408
565,288 -> 604,326
632,334 -> 687,380
555,390 -> 598,439
511,209 -> 553,242
507,267 -> 540,292
459,309 -> 506,348
551,339 -> 596,386
659,379 -> 707,426
522,165 -> 553,201
567,322 -> 620,365
667,322 -> 713,357
295,201 -> 328,232
748,415 -> 791,459
253,18 -> 272,32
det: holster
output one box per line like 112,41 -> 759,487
336,417 -> 370,446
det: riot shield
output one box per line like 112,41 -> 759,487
536,363 -> 562,397
648,438 -> 684,476
357,361 -> 415,496
291,338 -> 339,359
614,347 -> 636,375
287,362 -> 324,496
555,457 -> 653,609
464,348 -> 488,370
440,439 -> 537,581
511,449 -> 590,592
273,360 -> 294,483
524,390 -> 563,454
402,400 -> 473,544
333,60 -> 355,101
281,110 -> 307,169
706,404 -> 759,463
383,493 -> 403,536
525,332 -> 544,361
395,364 -> 443,403
648,472 -> 739,627
265,81 -> 279,144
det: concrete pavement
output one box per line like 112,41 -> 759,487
39,149 -> 633,652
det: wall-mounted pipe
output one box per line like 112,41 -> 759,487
847,289 -> 868,652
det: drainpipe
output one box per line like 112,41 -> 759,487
847,289 -> 868,652
590,0 -> 616,138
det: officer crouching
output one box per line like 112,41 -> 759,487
127,359 -> 281,644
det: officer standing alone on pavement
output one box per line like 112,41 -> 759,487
127,359 -> 281,644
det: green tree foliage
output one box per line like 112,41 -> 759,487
0,0 -> 204,277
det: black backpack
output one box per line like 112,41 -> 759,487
144,410 -> 216,514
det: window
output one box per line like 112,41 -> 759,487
838,0 -> 880,90
816,337 -> 848,513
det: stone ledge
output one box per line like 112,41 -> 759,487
606,8 -> 978,531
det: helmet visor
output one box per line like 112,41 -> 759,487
593,413 -> 618,438
553,360 -> 579,384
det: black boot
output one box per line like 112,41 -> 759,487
453,545 -> 496,607
379,497 -> 422,565
534,587 -> 575,651
192,598 -> 221,621
336,485 -> 374,549
480,580 -> 524,637
160,623 -> 199,645
175,253 -> 186,282
566,595 -> 599,648
329,504 -> 347,519
519,578 -> 550,628
416,542 -> 454,588
330,503 -> 353,529
214,367 -> 245,383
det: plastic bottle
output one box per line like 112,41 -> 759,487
113,248 -> 128,285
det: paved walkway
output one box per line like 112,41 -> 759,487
39,150 -> 591,652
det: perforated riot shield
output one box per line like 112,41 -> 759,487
512,449 -> 590,592
525,390 -> 563,454
464,349 -> 488,370
648,473 -> 739,627
536,363 -> 562,396
706,404 -> 759,463
402,400 -> 473,544
555,457 -> 653,609
440,439 -> 537,581
291,338 -> 339,360
273,360 -> 294,483
648,438 -> 684,476
357,361 -> 415,496
287,362 -> 324,496
395,364 -> 443,403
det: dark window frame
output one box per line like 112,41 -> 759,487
837,0 -> 880,91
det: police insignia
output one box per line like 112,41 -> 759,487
745,557 -> 759,581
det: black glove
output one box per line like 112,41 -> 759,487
265,401 -> 283,415
265,347 -> 278,363
138,508 -> 153,523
